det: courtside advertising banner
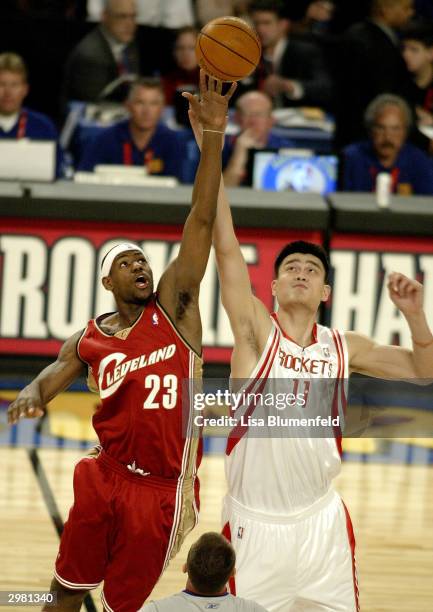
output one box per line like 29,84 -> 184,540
0,218 -> 321,363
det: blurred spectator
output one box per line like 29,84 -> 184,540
195,1 -> 250,26
162,27 -> 200,106
223,90 -> 296,186
87,0 -> 194,75
291,0 -> 336,36
139,532 -> 267,612
62,0 -> 140,106
242,0 -> 333,109
78,78 -> 186,181
342,94 -> 433,195
402,21 -> 433,127
336,0 -> 415,146
0,52 -> 64,177
87,0 -> 194,27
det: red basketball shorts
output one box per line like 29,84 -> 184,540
54,451 -> 198,612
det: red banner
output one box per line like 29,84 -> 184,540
0,217 -> 321,363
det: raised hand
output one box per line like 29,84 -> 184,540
182,69 -> 236,132
387,272 -> 424,316
8,391 -> 45,424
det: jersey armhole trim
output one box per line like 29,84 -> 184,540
76,327 -> 89,367
155,298 -> 202,361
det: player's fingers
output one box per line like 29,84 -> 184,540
209,76 -> 217,92
7,403 -> 18,425
215,79 -> 223,95
396,277 -> 413,295
398,278 -> 411,293
388,272 -> 402,292
225,81 -> 237,100
183,92 -> 200,113
199,69 -> 207,96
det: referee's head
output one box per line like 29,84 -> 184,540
184,532 -> 236,596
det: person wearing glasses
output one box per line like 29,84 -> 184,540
62,0 -> 140,105
342,93 -> 433,195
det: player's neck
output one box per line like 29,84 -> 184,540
276,306 -> 317,347
414,63 -> 433,89
184,579 -> 227,597
115,302 -> 146,329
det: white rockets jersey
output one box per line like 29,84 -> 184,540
140,591 -> 268,612
225,313 -> 348,514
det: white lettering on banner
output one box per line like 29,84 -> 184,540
0,236 -> 47,337
98,344 -> 176,398
330,252 -> 433,345
199,248 -> 217,346
330,251 -> 377,333
215,244 -> 258,347
1,233 -> 433,353
48,238 -> 95,338
374,254 -> 415,344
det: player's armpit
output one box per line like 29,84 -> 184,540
157,262 -> 203,355
7,329 -> 86,424
346,331 -> 423,380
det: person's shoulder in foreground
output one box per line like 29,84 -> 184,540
141,591 -> 268,611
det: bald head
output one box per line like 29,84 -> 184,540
236,91 -> 273,115
235,91 -> 275,142
371,0 -> 414,29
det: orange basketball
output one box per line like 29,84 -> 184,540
196,16 -> 261,82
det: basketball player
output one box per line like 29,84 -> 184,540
7,71 -> 236,612
140,532 -> 268,612
188,110 -> 433,611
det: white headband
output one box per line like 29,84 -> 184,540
100,242 -> 147,279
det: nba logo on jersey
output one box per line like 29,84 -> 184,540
237,526 -> 244,539
152,312 -> 159,326
322,345 -> 330,358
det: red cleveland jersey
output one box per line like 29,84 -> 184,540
77,294 -> 203,480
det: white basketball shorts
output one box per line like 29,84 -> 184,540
222,488 -> 360,612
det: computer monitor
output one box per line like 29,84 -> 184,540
0,139 -> 56,182
252,151 -> 338,195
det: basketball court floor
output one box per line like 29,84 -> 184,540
1,387 -> 433,611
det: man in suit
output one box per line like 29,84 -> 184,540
239,0 -> 333,110
62,0 -> 140,105
335,0 -> 415,146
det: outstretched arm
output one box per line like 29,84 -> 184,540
7,329 -> 86,424
157,71 -> 236,353
188,109 -> 271,367
347,273 -> 433,380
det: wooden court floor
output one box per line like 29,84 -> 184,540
0,448 -> 432,611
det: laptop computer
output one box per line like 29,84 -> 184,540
0,139 -> 56,182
